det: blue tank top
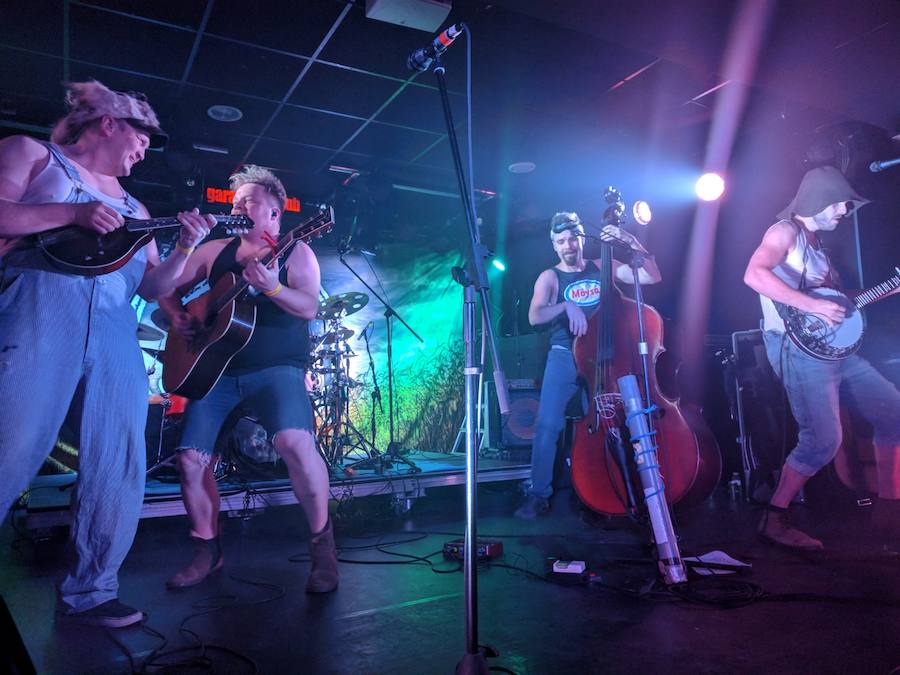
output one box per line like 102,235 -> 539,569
548,261 -> 604,350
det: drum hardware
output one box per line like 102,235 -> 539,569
320,328 -> 354,344
146,393 -> 179,477
335,253 -> 422,474
316,291 -> 368,320
149,306 -> 171,331
136,322 -> 165,341
309,304 -> 380,472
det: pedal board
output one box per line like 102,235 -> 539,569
442,538 -> 503,561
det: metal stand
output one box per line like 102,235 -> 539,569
421,49 -> 510,674
338,252 -> 422,473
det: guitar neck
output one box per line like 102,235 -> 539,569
853,274 -> 900,309
208,209 -> 334,315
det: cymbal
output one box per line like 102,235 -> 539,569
320,328 -> 354,344
317,292 -> 368,319
137,323 -> 165,341
150,307 -> 171,330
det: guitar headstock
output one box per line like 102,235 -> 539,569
287,205 -> 335,244
215,214 -> 254,235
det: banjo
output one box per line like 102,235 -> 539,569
775,267 -> 900,361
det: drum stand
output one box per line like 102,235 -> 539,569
313,325 -> 379,471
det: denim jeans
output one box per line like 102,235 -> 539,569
177,365 -> 313,456
528,347 -> 583,499
763,330 -> 900,477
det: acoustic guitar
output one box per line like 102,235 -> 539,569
162,207 -> 334,399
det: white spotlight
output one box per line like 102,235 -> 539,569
632,200 -> 652,225
695,173 -> 725,201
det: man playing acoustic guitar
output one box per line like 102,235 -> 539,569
744,165 -> 900,551
158,165 -> 338,593
0,80 -> 213,627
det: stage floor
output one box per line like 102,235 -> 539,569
2,478 -> 899,674
22,449 -> 532,529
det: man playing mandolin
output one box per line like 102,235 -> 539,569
158,165 -> 338,593
0,80 -> 214,627
744,165 -> 900,551
515,211 -> 661,519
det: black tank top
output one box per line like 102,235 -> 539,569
209,238 -> 311,374
548,261 -> 604,350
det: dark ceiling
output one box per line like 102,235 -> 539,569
2,0 -> 898,217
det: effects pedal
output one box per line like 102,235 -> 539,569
442,538 -> 503,561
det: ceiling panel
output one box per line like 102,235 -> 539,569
189,36 -> 307,99
289,63 -> 403,119
69,3 -> 196,81
206,0 -> 346,55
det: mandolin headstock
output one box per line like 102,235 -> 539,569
216,214 -> 254,235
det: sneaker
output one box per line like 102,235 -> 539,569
514,495 -> 550,520
57,599 -> 143,628
758,506 -> 823,551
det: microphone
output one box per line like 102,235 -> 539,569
356,321 -> 374,341
869,157 -> 900,173
406,23 -> 464,72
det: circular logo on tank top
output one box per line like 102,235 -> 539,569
564,279 -> 601,307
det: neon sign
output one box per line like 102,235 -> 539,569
206,187 -> 302,213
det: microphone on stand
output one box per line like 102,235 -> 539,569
869,157 -> 900,173
406,23 -> 464,72
357,321 -> 374,342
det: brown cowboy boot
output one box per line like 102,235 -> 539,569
166,536 -> 224,588
758,505 -> 823,551
306,519 -> 339,593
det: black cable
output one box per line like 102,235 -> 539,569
107,573 -> 284,674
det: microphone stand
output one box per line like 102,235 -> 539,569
339,252 -> 422,473
427,51 -> 510,675
361,324 -> 382,446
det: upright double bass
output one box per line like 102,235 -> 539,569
569,190 -> 721,516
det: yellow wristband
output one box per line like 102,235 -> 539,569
263,282 -> 284,298
174,241 -> 195,256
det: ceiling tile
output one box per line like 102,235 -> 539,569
189,37 -> 307,99
267,106 -> 363,150
206,0 -> 346,55
69,4 -> 196,80
0,0 -> 65,55
345,123 -> 438,163
289,63 -> 401,119
81,0 -> 210,28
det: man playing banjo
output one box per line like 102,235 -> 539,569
744,165 -> 900,551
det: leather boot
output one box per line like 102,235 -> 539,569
166,536 -> 223,588
306,519 -> 339,593
758,505 -> 823,551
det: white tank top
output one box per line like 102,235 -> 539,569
760,221 -> 832,332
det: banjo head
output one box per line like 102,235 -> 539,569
796,287 -> 864,357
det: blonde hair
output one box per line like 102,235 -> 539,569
229,165 -> 287,212
50,80 -> 162,146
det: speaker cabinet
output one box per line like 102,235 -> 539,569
500,386 -> 540,448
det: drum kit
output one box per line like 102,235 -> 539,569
309,291 -> 381,471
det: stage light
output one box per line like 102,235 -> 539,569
695,173 -> 725,201
492,259 -> 506,272
632,200 -> 652,225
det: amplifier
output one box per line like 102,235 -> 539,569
442,538 -> 503,561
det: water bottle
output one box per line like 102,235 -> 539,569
728,472 -> 742,501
